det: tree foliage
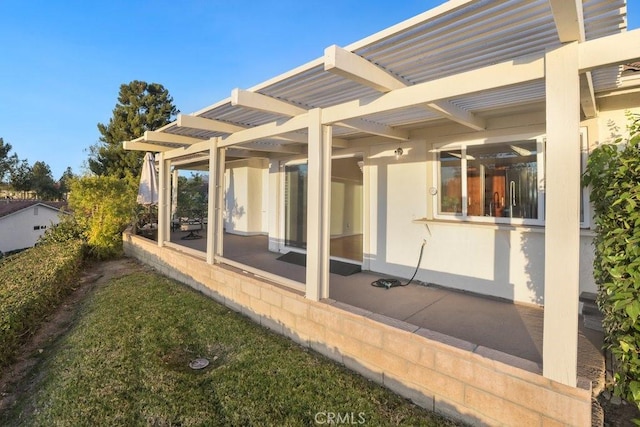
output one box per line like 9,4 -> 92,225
58,167 -> 75,199
9,159 -> 32,198
31,161 -> 57,200
68,176 -> 137,259
176,173 -> 208,219
88,81 -> 178,179
583,112 -> 640,409
0,137 -> 18,185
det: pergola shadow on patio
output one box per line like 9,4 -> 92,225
160,231 -> 604,384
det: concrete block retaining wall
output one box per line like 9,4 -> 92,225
123,232 -> 591,426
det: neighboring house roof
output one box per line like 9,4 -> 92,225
0,200 -> 67,219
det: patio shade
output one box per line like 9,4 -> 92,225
137,152 -> 159,205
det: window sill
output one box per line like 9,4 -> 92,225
413,217 -> 596,236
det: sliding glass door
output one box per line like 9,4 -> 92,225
284,164 -> 307,249
283,156 -> 364,262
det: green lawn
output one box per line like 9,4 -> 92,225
3,269 -> 461,426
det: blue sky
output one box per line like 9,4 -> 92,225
0,1 -> 638,179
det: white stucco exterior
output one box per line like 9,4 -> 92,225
224,102 -> 639,306
0,203 -> 63,253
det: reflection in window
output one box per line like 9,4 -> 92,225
439,150 -> 462,215
438,141 -> 539,220
466,142 -> 538,219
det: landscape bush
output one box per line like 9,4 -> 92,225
583,112 -> 640,409
0,240 -> 85,369
67,175 -> 137,259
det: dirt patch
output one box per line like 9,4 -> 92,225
0,257 -> 148,415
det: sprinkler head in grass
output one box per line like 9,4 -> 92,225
189,358 -> 209,370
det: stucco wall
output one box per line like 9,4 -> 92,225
0,205 -> 61,253
224,158 -> 267,235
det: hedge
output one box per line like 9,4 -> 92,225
583,112 -> 640,408
0,240 -> 85,369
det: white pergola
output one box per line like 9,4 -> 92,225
125,0 -> 639,387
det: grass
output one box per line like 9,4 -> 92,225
3,269 -> 461,426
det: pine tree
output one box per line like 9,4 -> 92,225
88,81 -> 178,179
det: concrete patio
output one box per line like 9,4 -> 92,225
159,230 -> 604,385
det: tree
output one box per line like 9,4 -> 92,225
31,161 -> 58,200
58,167 -> 75,200
9,159 -> 32,198
88,81 -> 179,179
0,138 -> 18,185
68,176 -> 137,259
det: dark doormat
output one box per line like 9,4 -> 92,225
276,252 -> 362,276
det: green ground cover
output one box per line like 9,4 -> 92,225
0,240 -> 84,369
3,269 -> 461,426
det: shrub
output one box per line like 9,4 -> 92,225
583,112 -> 640,408
38,213 -> 84,245
0,240 -> 85,369
68,175 -> 137,259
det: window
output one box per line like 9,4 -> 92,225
435,136 -> 544,225
435,131 -> 590,227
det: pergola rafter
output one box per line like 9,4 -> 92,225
324,44 -> 486,131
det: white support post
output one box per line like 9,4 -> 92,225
305,108 -> 332,301
206,138 -> 217,264
215,146 -> 226,258
171,168 -> 179,222
543,42 -> 581,387
157,152 -> 170,247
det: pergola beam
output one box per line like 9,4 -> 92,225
233,85 -> 406,142
219,114 -> 309,148
423,101 -> 486,131
324,44 -> 407,91
324,44 -> 485,130
232,143 -> 304,155
231,88 -> 307,116
177,112 -> 309,145
548,0 -> 596,118
123,141 -> 174,152
163,140 -> 213,160
322,52 -> 546,124
337,118 -> 409,141
144,130 -> 205,146
578,29 -> 640,72
226,148 -> 270,158
580,73 -> 597,118
548,0 -> 585,42
177,114 -> 246,133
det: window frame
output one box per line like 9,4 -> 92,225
433,132 -> 545,226
433,129 -> 590,228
